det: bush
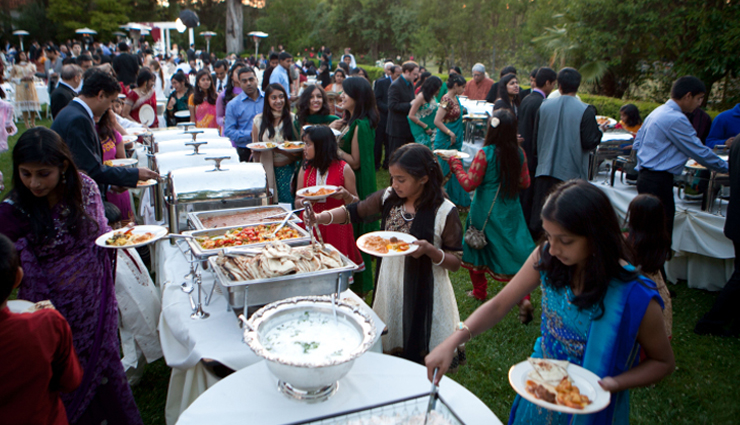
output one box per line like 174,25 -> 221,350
580,94 -> 721,120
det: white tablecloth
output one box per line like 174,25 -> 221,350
156,241 -> 385,424
175,352 -> 501,425
594,171 -> 734,290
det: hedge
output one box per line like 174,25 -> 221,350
580,94 -> 721,120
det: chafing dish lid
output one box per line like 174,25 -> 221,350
169,162 -> 267,202
155,138 -> 234,153
154,149 -> 240,175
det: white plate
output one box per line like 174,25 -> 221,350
121,135 -> 139,143
174,110 -> 191,118
136,179 -> 158,188
105,158 -> 138,168
127,129 -> 147,136
296,185 -> 339,200
356,231 -> 420,258
508,360 -> 610,415
278,142 -> 305,151
247,142 -> 278,151
434,149 -> 470,159
139,104 -> 156,126
95,225 -> 169,249
595,115 -> 617,126
7,299 -> 34,314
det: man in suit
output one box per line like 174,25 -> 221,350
212,60 -> 229,93
50,64 -> 83,119
112,42 -> 140,88
516,67 -> 556,230
51,69 -> 158,197
374,62 -> 394,169
386,61 -> 419,161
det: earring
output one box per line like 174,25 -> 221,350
62,174 -> 67,184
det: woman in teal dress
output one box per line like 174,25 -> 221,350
445,110 -> 535,316
338,77 -> 380,294
408,76 -> 442,149
434,73 -> 470,208
426,180 -> 675,425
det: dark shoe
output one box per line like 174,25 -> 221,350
669,289 -> 677,298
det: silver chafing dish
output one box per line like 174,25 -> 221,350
164,161 -> 270,233
150,137 -> 233,154
183,221 -> 310,259
208,242 -> 357,312
152,149 -> 240,175
188,205 -> 300,230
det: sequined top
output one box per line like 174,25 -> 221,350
385,205 -> 415,233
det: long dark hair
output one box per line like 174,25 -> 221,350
386,144 -> 445,212
484,109 -> 520,199
536,180 -> 637,318
620,104 -> 642,127
341,77 -> 379,129
193,69 -> 217,106
420,76 -> 442,103
303,126 -> 340,175
415,71 -> 431,92
296,85 -> 330,126
222,62 -> 246,109
171,71 -> 192,94
7,128 -> 98,245
496,73 -> 520,111
626,194 -> 671,274
260,84 -> 294,141
97,109 -> 117,142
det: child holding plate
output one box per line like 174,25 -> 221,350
305,143 -> 465,368
295,126 -> 363,270
425,180 -> 675,425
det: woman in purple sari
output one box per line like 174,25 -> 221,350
0,128 -> 142,425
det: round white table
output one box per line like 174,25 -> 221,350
175,352 -> 501,425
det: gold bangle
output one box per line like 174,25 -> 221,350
457,322 -> 472,342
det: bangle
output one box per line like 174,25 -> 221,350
457,321 -> 472,342
432,248 -> 445,266
327,210 -> 334,224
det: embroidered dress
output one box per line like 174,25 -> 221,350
434,94 -> 470,208
253,112 -> 298,204
188,94 -> 218,129
10,62 -> 40,112
408,98 -> 438,149
100,130 -> 134,224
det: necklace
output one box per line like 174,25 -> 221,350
400,205 -> 415,222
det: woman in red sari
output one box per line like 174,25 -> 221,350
122,67 -> 158,128
295,125 -> 364,269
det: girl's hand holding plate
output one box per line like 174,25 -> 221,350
410,239 -> 435,259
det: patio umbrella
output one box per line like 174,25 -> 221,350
75,28 -> 97,35
248,31 -> 268,58
12,30 -> 29,51
200,31 -> 217,53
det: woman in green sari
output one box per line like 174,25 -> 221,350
408,76 -> 442,149
293,85 -> 340,136
434,73 -> 471,208
338,77 -> 380,295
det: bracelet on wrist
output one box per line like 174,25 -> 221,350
457,321 -> 472,342
432,248 -> 445,266
327,210 -> 334,225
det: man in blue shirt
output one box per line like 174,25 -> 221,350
634,76 -> 728,238
224,67 -> 264,162
706,103 -> 740,149
269,52 -> 293,99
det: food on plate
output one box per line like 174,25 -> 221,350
596,117 -> 611,125
104,160 -> 126,167
105,228 -> 155,246
434,149 -> 464,159
281,142 -> 304,149
136,179 -> 157,187
251,142 -> 276,149
524,358 -> 591,410
687,160 -> 705,169
362,235 -> 410,254
196,224 -> 302,250
301,187 -> 337,197
215,241 -> 344,280
344,411 -> 452,425
199,207 -> 291,228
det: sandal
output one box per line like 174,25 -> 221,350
518,300 -> 534,325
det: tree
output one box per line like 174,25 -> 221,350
47,0 -> 131,41
226,0 -> 243,54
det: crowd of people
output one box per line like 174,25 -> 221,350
0,35 -> 738,425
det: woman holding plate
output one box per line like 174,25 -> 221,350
165,72 -> 193,127
433,73 -> 470,209
425,180 -> 675,425
97,109 -> 134,225
0,128 -> 143,424
123,67 -> 158,128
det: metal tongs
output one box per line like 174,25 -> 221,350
266,207 -> 294,239
302,200 -> 325,248
423,368 -> 440,425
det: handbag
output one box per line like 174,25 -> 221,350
464,185 -> 500,250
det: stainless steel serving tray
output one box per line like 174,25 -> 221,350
207,242 -> 358,311
187,205 -> 301,230
182,221 -> 310,259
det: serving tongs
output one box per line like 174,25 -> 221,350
266,208 -> 294,239
260,207 -> 305,221
302,200 -> 325,248
423,368 -> 440,425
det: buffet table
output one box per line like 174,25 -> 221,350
593,170 -> 733,291
155,241 -> 385,424
175,352 -> 502,425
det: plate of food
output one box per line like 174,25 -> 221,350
508,358 -> 610,415
356,231 -> 419,257
174,110 -> 191,119
104,158 -> 138,168
127,129 -> 147,136
596,115 -> 617,127
434,149 -> 470,159
247,142 -> 277,151
278,141 -> 305,151
686,160 -> 706,169
296,185 -> 339,200
95,225 -> 169,249
136,179 -> 158,188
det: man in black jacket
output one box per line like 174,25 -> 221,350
373,62 -> 394,169
386,61 -> 419,161
50,64 -> 82,119
51,69 -> 158,197
112,42 -> 140,88
517,67 -> 556,229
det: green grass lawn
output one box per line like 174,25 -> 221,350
2,128 -> 738,424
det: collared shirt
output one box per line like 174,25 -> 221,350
532,88 -> 546,98
58,81 -> 77,92
224,90 -> 265,148
269,65 -> 291,99
73,97 -> 94,121
706,103 -> 740,148
634,99 -> 728,174
400,75 -> 412,88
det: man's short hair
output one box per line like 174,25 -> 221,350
530,67 -> 540,79
213,60 -> 228,71
500,65 -> 517,77
45,45 -> 58,53
278,52 -> 292,61
72,41 -> 81,48
237,67 -> 256,78
61,64 -> 83,81
557,67 -> 582,94
390,65 -> 401,75
62,57 -> 76,65
535,67 -> 557,88
118,42 -> 129,52
79,69 -> 121,97
269,52 -> 279,61
472,63 -> 486,74
76,54 -> 92,65
0,234 -> 19,303
401,61 -> 419,73
671,76 -> 706,100
450,66 -> 462,75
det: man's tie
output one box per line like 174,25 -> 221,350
218,80 -> 223,92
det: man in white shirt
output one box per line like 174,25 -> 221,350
343,47 -> 357,68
